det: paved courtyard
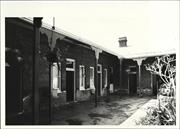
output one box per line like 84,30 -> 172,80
52,95 -> 152,125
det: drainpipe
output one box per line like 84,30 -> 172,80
33,17 -> 42,124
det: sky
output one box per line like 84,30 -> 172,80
1,1 -> 179,57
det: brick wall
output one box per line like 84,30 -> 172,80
6,18 -> 120,108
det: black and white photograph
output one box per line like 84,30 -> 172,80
0,1 -> 179,128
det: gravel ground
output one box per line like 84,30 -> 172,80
52,95 -> 151,125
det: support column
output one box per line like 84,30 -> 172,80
138,64 -> 141,91
92,47 -> 102,107
119,58 -> 122,89
133,58 -> 146,95
33,17 -> 42,124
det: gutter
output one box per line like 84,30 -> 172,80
20,17 -> 122,58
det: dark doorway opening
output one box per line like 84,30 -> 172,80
66,71 -> 74,102
98,73 -> 101,96
129,74 -> 137,95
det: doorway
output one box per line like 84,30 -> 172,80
129,73 -> 137,95
66,59 -> 75,102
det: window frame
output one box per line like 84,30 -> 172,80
52,62 -> 62,93
79,65 -> 85,90
66,58 -> 75,71
90,67 -> 95,89
104,68 -> 108,88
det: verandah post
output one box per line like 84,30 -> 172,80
133,58 -> 146,96
33,17 -> 43,124
94,56 -> 98,107
92,47 -> 102,107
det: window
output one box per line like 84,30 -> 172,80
110,67 -> 113,74
90,67 -> 95,89
129,66 -> 136,73
110,67 -> 113,84
66,58 -> 75,71
103,69 -> 108,88
52,63 -> 61,93
79,65 -> 85,90
98,64 -> 102,73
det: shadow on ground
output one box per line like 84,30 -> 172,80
52,95 -> 151,125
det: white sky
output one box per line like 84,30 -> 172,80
1,1 -> 179,57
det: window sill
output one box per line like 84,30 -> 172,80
79,87 -> 95,91
89,87 -> 95,90
79,86 -> 85,91
52,88 -> 65,93
85,88 -> 91,90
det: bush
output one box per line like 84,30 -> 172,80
137,96 -> 176,125
136,106 -> 161,125
137,55 -> 176,125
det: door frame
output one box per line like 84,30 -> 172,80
66,58 -> 76,101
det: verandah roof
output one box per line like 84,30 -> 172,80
21,17 -> 176,59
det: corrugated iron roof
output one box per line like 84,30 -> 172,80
21,17 -> 176,59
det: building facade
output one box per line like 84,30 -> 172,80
5,18 -> 120,124
5,18 -> 175,125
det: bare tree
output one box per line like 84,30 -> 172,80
144,55 -> 176,125
145,55 -> 176,97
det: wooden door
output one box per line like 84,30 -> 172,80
66,71 -> 74,102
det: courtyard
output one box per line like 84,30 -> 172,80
52,95 -> 152,125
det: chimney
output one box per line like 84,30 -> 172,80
119,37 -> 127,47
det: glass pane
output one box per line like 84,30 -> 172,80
52,64 -> 58,89
66,60 -> 74,69
80,67 -> 83,86
130,67 -> 136,72
98,66 -> 100,72
90,68 -> 94,88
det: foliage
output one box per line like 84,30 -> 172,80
136,106 -> 161,125
137,55 -> 176,125
137,96 -> 176,125
145,55 -> 176,97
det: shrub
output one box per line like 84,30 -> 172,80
137,55 -> 176,125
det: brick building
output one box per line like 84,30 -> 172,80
5,18 -> 175,124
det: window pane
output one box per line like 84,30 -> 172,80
90,67 -> 94,89
79,66 -> 85,90
103,69 -> 107,88
130,66 -> 136,72
98,66 -> 100,72
52,64 -> 58,89
52,63 -> 61,90
66,60 -> 74,69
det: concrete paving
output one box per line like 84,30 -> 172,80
52,95 -> 152,125
120,99 -> 157,127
